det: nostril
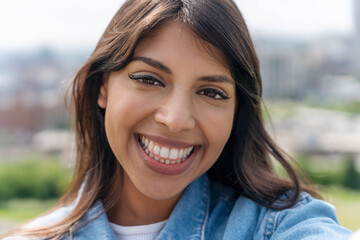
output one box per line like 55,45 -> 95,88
154,107 -> 195,132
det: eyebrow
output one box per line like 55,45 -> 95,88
130,56 -> 234,85
131,57 -> 172,74
199,75 -> 234,85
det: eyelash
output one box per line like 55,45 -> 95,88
128,74 -> 165,87
128,74 -> 230,100
196,88 -> 230,100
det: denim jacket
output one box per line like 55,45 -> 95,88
8,174 -> 353,239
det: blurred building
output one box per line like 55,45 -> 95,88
256,37 -> 349,99
353,0 -> 360,77
0,48 -> 87,149
268,106 -> 360,155
253,0 -> 360,101
355,0 -> 360,36
255,35 -> 356,100
255,38 -> 310,99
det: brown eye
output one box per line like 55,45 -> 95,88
197,88 -> 230,100
128,74 -> 165,87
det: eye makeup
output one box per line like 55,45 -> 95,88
128,74 -> 165,87
197,88 -> 230,100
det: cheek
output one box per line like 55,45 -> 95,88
209,116 -> 233,150
104,90 -> 152,156
105,90 -> 150,129
198,105 -> 234,165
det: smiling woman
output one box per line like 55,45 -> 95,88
1,0 -> 353,239
97,23 -> 236,221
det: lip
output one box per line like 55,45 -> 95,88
139,133 -> 197,149
135,134 -> 200,175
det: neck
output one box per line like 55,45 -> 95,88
107,174 -> 181,226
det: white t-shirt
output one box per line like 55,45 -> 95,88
110,220 -> 167,240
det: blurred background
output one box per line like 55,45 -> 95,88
0,0 -> 359,233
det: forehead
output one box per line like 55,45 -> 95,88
132,21 -> 231,76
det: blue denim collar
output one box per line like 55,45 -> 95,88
156,174 -> 209,240
71,175 -> 210,240
68,200 -> 116,239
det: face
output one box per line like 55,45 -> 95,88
98,21 -> 236,201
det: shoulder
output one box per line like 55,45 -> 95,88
262,191 -> 352,239
241,190 -> 352,239
206,181 -> 267,239
206,181 -> 352,239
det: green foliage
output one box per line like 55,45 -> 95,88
0,154 -> 72,201
0,198 -> 57,221
297,154 -> 360,190
303,100 -> 360,114
342,157 -> 360,190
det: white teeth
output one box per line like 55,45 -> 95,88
187,146 -> 193,156
169,149 -> 178,159
139,135 -> 195,164
184,148 -> 189,157
160,147 -> 170,158
178,149 -> 183,159
184,147 -> 193,158
148,141 -> 154,151
153,145 -> 160,155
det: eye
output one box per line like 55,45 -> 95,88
128,74 -> 165,87
197,88 -> 230,100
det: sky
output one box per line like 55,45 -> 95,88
0,0 -> 355,51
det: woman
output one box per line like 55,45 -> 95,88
2,0 -> 353,239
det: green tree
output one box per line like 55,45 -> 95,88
342,156 -> 360,190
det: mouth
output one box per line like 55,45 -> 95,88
137,134 -> 196,165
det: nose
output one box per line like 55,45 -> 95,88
154,92 -> 196,133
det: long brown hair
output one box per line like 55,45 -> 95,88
2,0 -> 316,239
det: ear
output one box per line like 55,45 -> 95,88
97,73 -> 109,109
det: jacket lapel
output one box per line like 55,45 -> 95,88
156,175 -> 210,240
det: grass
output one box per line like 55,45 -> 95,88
321,186 -> 360,231
0,198 -> 57,221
